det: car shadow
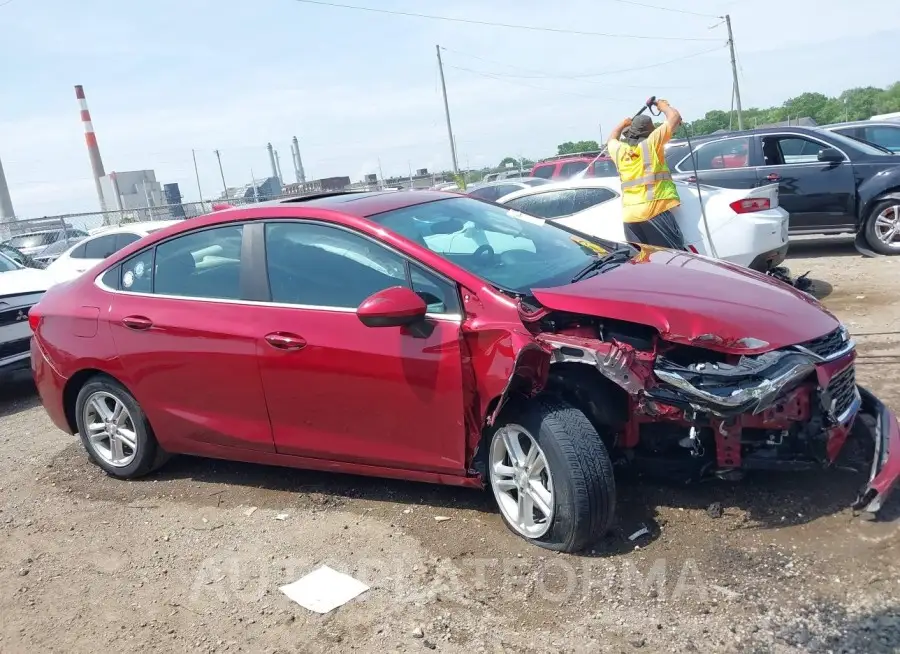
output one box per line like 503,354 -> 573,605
787,236 -> 861,259
0,371 -> 41,418
118,448 -> 882,558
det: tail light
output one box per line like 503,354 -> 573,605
686,244 -> 699,254
28,307 -> 41,331
729,198 -> 771,213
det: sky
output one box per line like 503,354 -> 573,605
1,0 -> 899,218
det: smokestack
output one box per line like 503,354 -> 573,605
274,150 -> 283,185
290,140 -> 300,183
0,154 -> 15,222
267,143 -> 279,182
75,85 -> 108,212
292,136 -> 306,184
293,136 -> 306,184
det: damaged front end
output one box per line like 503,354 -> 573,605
530,312 -> 900,515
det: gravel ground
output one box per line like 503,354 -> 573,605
1,237 -> 898,653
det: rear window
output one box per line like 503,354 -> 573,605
7,232 -> 58,248
592,159 -> 618,177
559,161 -> 589,178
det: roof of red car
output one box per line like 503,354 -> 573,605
268,190 -> 454,217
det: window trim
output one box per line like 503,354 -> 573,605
94,219 -> 464,323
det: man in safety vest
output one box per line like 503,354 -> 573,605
607,99 -> 686,250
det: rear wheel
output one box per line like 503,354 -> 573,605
75,376 -> 169,478
864,199 -> 900,255
487,398 -> 615,552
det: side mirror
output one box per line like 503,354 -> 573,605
357,286 -> 427,328
817,148 -> 843,163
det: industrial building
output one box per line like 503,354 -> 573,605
217,176 -> 283,202
100,170 -> 164,212
283,176 -> 351,195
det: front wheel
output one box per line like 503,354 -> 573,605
864,199 -> 900,255
487,398 -> 616,552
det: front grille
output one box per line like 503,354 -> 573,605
0,305 -> 32,329
826,365 -> 857,419
0,337 -> 30,360
800,327 -> 848,359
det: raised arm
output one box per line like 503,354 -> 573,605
607,117 -> 632,145
656,99 -> 682,131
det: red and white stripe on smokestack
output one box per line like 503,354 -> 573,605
75,85 -> 108,211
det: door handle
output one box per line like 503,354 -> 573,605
686,175 -> 697,183
122,315 -> 153,331
265,332 -> 307,351
766,173 -> 781,182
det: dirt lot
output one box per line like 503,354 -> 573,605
1,238 -> 898,654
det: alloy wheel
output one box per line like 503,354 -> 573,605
874,204 -> 900,249
489,424 -> 554,538
82,391 -> 138,468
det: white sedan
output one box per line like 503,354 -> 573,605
494,177 -> 789,272
45,220 -> 181,285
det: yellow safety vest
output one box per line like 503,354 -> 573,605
614,139 -> 679,209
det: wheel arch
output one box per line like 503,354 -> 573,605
62,369 -> 125,433
857,181 -> 900,230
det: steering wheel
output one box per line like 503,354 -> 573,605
473,244 -> 495,261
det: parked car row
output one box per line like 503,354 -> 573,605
26,190 -> 900,553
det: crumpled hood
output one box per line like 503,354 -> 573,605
532,248 -> 839,353
0,267 -> 52,296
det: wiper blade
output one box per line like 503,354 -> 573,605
571,248 -> 633,283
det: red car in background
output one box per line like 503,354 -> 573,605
531,152 -> 618,180
29,191 -> 899,552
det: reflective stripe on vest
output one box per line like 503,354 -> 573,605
616,139 -> 676,203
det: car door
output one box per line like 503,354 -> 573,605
670,135 -> 760,189
105,223 -> 275,453
756,133 -> 856,232
251,220 -> 467,474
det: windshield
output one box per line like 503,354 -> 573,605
0,251 -> 23,272
369,197 -> 628,295
818,129 -> 894,156
6,231 -> 58,248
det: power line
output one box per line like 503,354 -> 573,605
290,0 -> 720,41
445,65 -> 634,103
605,0 -> 719,18
441,44 -> 726,81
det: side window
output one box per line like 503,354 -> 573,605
765,137 -> 829,165
531,164 -> 555,179
69,243 -> 88,259
559,161 -> 588,177
592,159 -> 618,177
410,265 -> 460,315
153,225 -> 243,299
101,265 -> 120,290
684,138 -> 751,171
83,234 -> 118,259
120,249 -> 154,294
115,232 -> 141,251
265,222 -> 406,308
569,188 -> 618,214
866,126 -> 900,152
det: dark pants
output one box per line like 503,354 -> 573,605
624,210 -> 687,250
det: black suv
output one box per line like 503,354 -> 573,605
664,126 -> 900,254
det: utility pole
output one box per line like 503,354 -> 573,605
408,161 -> 413,189
214,149 -> 227,196
724,14 -> 744,130
191,149 -> 204,202
378,158 -> 386,190
436,45 -> 459,175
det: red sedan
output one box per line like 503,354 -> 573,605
29,191 -> 900,552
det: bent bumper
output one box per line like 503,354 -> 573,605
852,386 -> 900,514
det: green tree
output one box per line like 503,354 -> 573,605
498,156 -> 519,169
557,140 -> 600,155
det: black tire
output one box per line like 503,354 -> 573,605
863,198 -> 900,255
487,397 -> 616,552
74,375 -> 169,479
